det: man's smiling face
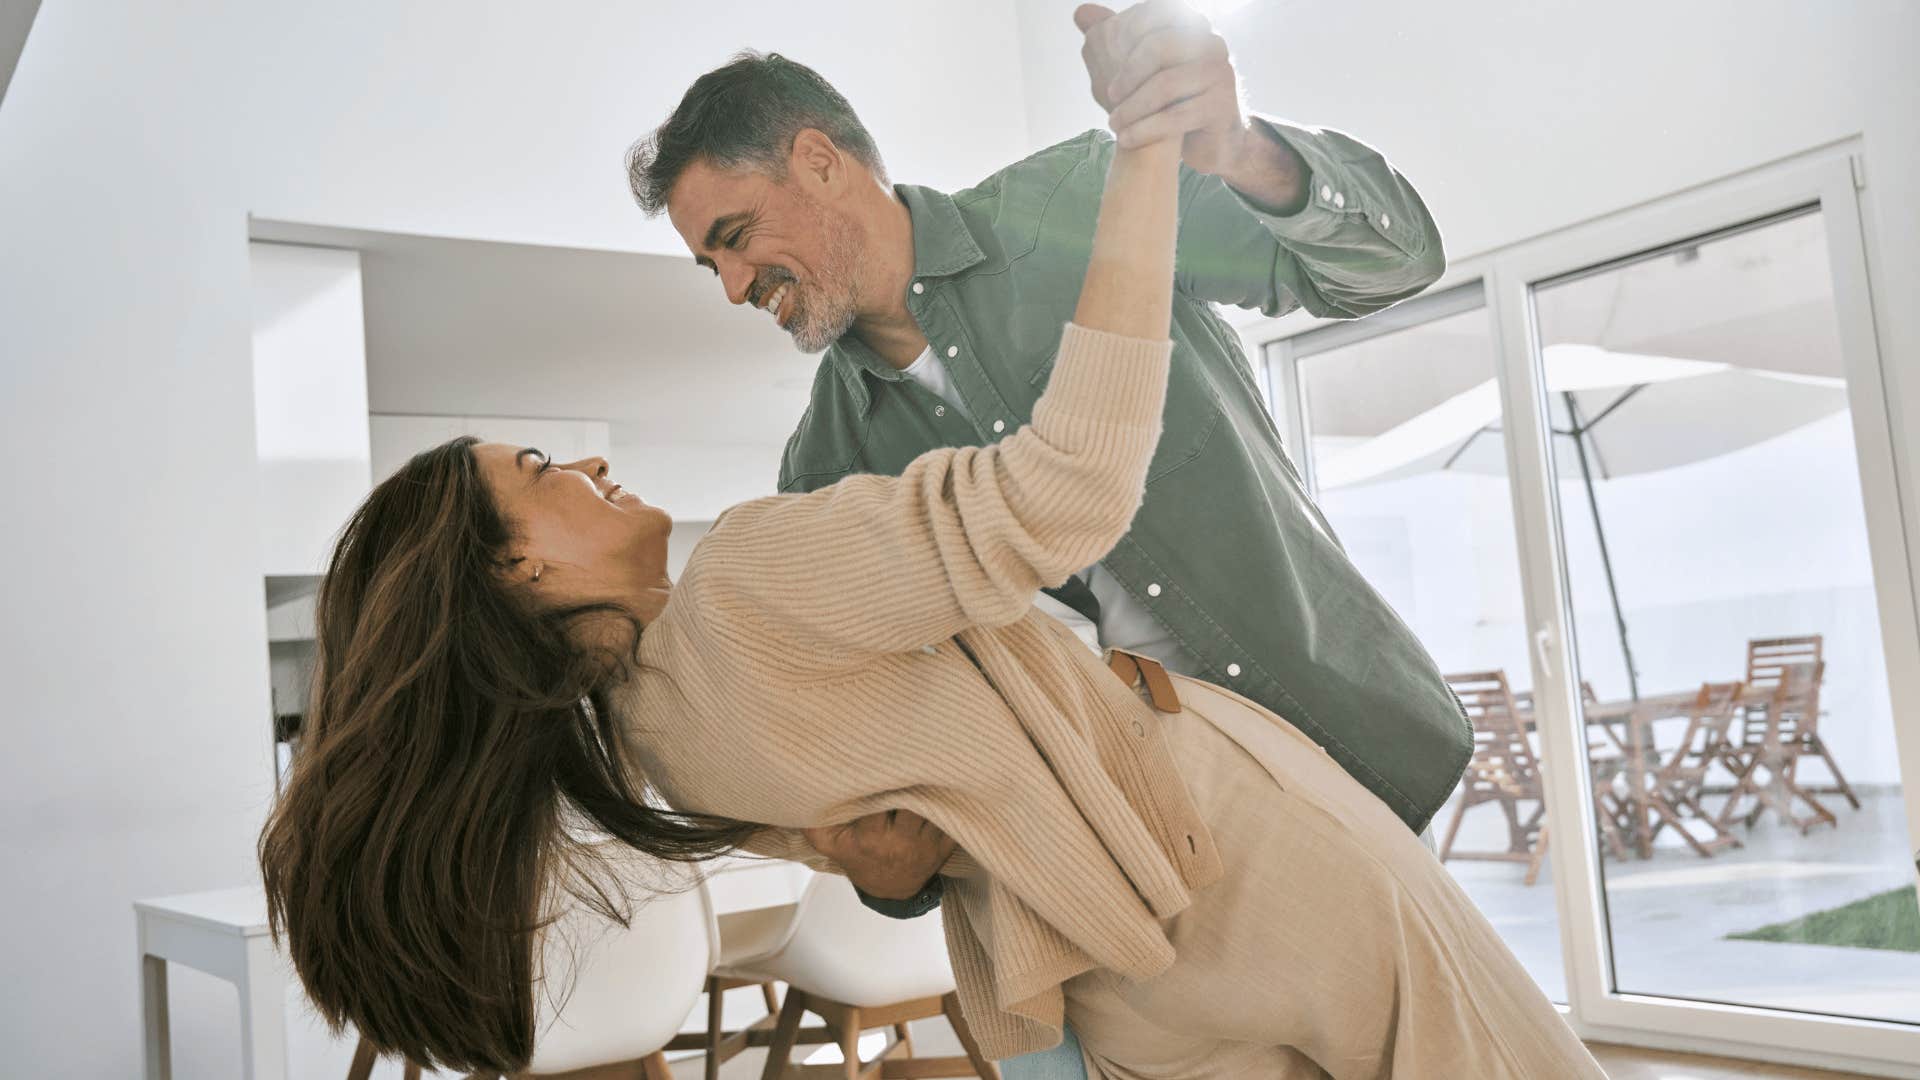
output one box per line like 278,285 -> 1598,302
665,155 -> 864,353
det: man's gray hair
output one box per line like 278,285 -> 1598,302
626,51 -> 886,215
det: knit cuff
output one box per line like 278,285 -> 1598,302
1038,322 -> 1172,433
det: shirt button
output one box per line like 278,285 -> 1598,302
1333,192 -> 1346,209
1226,663 -> 1242,678
992,419 -> 1006,433
1380,213 -> 1391,229
934,405 -> 946,417
946,345 -> 959,358
1146,583 -> 1162,598
912,282 -> 925,295
1320,184 -> 1333,202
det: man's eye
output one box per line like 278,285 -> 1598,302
725,229 -> 746,249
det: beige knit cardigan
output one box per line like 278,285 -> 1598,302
618,324 -> 1224,1059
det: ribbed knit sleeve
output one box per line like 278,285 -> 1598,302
693,323 -> 1171,666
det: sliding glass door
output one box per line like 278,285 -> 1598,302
1271,287 -> 1571,1003
1261,150 -> 1920,1073
1529,207 -> 1919,1026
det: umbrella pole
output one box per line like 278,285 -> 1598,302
1564,392 -> 1640,702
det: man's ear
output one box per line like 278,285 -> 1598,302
789,128 -> 846,194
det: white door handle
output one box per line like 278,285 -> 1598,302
1534,627 -> 1554,670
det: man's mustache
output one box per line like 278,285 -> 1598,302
747,268 -> 798,309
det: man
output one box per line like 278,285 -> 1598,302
629,2 -> 1469,1073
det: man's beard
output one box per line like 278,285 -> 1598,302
782,204 -> 863,354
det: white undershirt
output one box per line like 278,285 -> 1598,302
903,345 -> 1202,675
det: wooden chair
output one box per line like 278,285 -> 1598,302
1739,635 -> 1860,811
1718,661 -> 1842,834
1439,671 -> 1550,882
1636,681 -> 1746,857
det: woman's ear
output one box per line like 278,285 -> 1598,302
502,554 -> 546,586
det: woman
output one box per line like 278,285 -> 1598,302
260,135 -> 1602,1079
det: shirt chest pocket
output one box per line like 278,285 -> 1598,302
1026,342 -> 1223,484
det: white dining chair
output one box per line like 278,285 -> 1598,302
520,874 -> 716,1078
347,859 -> 716,1080
715,875 -> 998,1080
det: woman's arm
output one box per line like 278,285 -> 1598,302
1074,139 -> 1180,338
693,141 -> 1182,663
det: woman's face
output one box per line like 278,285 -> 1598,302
474,443 -> 673,601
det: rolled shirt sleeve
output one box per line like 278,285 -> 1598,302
1173,115 -> 1446,319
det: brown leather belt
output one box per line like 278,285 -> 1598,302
1106,648 -> 1183,713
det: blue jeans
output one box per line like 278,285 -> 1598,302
998,1024 -> 1087,1080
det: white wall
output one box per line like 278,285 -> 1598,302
251,242 -> 372,577
0,2 -> 1031,1075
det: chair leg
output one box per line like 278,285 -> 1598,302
1498,796 -> 1527,855
893,1022 -> 915,1058
1437,794 -> 1470,862
706,976 -> 726,1080
347,1037 -> 377,1080
1523,824 -> 1549,886
762,981 -> 782,1014
642,1051 -> 675,1080
940,993 -> 1001,1080
1652,796 -> 1716,858
836,1006 -> 865,1080
761,990 -> 809,1080
1807,736 -> 1863,810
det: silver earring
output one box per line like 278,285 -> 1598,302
531,568 -> 542,583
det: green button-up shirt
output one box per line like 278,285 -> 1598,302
779,119 -> 1471,848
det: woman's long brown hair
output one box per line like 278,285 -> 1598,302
258,437 -> 756,1073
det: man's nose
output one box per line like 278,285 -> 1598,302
720,261 -> 755,307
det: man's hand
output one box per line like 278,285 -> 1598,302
1075,1 -> 1308,211
803,810 -> 957,902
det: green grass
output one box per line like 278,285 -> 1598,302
1727,886 -> 1920,953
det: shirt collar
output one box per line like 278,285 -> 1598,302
826,185 -> 988,412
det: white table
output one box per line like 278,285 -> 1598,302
135,886 -> 286,1080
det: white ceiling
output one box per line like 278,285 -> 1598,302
331,226 -> 819,453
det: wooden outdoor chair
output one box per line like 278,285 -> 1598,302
1439,671 -> 1549,882
1737,635 -> 1860,811
1636,681 -> 1746,857
1440,671 -> 1628,886
1718,661 -> 1842,834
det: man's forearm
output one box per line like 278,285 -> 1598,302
1212,122 -> 1312,217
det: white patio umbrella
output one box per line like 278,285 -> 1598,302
1314,344 -> 1849,698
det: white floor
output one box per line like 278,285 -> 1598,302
1443,786 -> 1920,1023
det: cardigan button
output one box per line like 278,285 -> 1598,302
1146,583 -> 1162,598
912,281 -> 925,295
1226,663 -> 1242,678
1131,720 -> 1146,737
